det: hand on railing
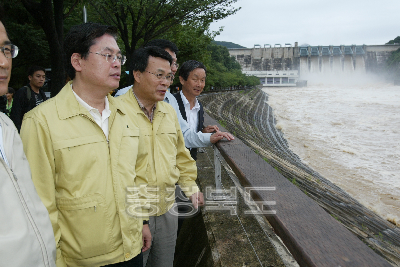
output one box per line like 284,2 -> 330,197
210,131 -> 235,143
203,125 -> 219,133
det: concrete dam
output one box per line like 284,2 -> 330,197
228,43 -> 400,85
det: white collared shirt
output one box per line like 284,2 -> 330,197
180,91 -> 200,132
71,85 -> 111,140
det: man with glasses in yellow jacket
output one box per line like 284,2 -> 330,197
118,46 -> 204,267
20,22 -> 150,267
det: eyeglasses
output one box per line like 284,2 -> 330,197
1,44 -> 19,59
172,62 -> 179,68
89,52 -> 126,65
146,71 -> 174,82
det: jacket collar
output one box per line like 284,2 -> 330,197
126,89 -> 169,133
128,89 -> 169,115
56,81 -> 126,120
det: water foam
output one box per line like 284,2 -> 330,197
264,81 -> 400,225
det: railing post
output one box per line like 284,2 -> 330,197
214,145 -> 222,190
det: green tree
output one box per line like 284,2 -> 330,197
244,74 -> 261,87
2,1 -> 50,90
158,22 -> 216,89
15,0 -> 83,96
386,36 -> 400,45
204,42 -> 260,90
387,48 -> 400,77
208,42 -> 241,71
213,41 -> 245,49
87,0 -> 239,84
386,37 -> 400,78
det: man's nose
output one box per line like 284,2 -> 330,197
161,77 -> 170,86
0,51 -> 10,68
111,58 -> 121,68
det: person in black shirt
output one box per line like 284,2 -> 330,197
10,65 -> 47,131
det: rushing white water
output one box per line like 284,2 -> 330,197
263,80 -> 400,226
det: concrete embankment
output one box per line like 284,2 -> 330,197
173,88 -> 400,266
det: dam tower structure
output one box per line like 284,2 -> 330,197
231,43 -> 296,72
230,43 -> 299,86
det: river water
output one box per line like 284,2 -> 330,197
263,79 -> 400,226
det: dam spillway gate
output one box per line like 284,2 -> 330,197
228,43 -> 400,81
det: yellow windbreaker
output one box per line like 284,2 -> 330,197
119,89 -> 199,216
20,82 -> 148,267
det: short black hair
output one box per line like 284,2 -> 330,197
179,60 -> 207,81
64,22 -> 118,80
0,3 -> 4,23
27,65 -> 45,77
132,46 -> 173,73
145,39 -> 179,54
8,87 -> 14,94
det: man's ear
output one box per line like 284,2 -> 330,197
133,70 -> 141,83
71,53 -> 83,72
179,76 -> 185,87
28,75 -> 32,82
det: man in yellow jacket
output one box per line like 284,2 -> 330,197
20,23 -> 150,267
118,46 -> 204,267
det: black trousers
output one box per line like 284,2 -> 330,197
175,185 -> 199,235
103,252 -> 143,267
